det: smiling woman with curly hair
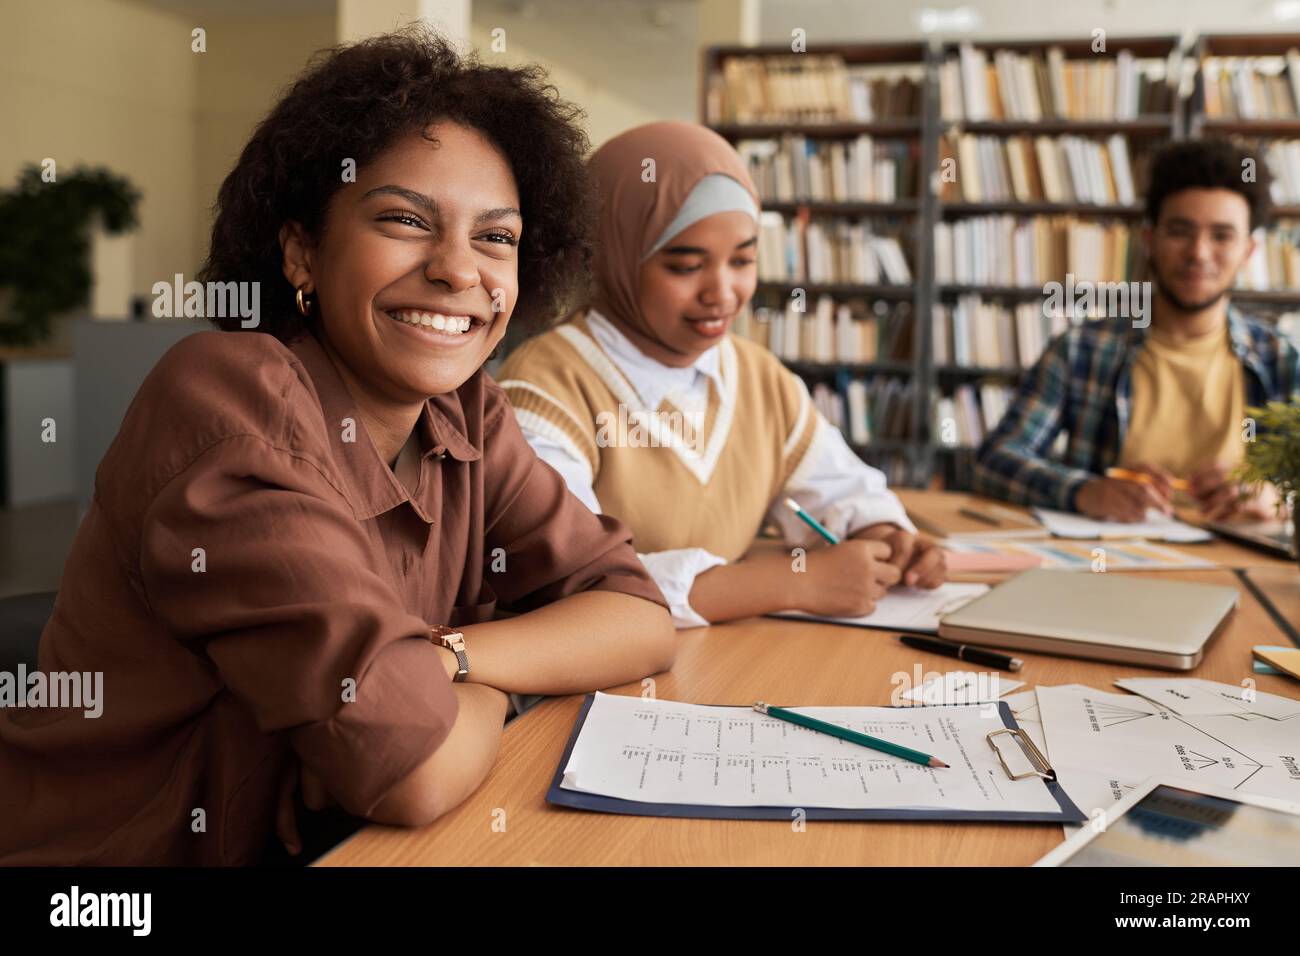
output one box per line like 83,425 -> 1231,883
0,26 -> 673,867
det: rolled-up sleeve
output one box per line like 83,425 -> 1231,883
481,399 -> 667,612
138,434 -> 456,818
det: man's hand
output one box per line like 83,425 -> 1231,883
854,523 -> 946,588
792,539 -> 902,618
1076,468 -> 1172,522
1189,460 -> 1276,522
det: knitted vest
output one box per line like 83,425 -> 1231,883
498,315 -> 817,561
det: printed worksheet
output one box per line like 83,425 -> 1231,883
1036,684 -> 1300,819
1113,677 -> 1300,720
558,692 -> 1065,813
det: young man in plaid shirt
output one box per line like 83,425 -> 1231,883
973,139 -> 1300,522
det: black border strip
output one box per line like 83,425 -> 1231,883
1234,567 -> 1300,648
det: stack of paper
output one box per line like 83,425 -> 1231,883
1026,680 -> 1300,829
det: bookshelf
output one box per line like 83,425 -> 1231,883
1188,34 -> 1300,311
702,34 -> 1300,491
929,35 -> 1182,488
704,41 -> 935,486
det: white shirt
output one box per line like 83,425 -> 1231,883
519,311 -> 914,628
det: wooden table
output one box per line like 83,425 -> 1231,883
897,488 -> 1288,569
318,492 -> 1299,865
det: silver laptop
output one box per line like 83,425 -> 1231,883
1205,518 -> 1294,559
938,569 -> 1238,670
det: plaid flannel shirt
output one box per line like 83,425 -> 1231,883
971,307 -> 1300,511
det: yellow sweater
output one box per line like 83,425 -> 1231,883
498,315 -> 818,562
1118,325 -> 1245,477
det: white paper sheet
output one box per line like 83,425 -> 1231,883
771,582 -> 990,633
900,671 -> 1024,704
559,692 -> 1065,813
1035,684 -> 1300,820
1114,677 -> 1300,721
1033,507 -> 1212,543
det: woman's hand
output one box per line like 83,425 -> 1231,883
853,524 -> 947,588
275,759 -> 338,857
791,539 -> 903,618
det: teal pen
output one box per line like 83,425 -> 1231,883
783,497 -> 839,545
754,701 -> 949,768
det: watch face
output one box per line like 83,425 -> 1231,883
432,626 -> 465,651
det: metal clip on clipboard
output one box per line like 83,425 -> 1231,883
986,727 -> 1056,782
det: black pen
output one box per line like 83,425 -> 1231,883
899,635 -> 1023,671
958,506 -> 1001,526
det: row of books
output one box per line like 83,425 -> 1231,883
811,376 -> 918,446
707,55 -> 922,125
736,135 -> 919,203
933,383 -> 1016,449
932,296 -> 1074,370
1201,52 -> 1300,119
734,298 -> 914,364
1263,140 -> 1300,204
938,133 -> 1141,206
1239,220 -> 1300,290
940,44 -> 1174,122
757,211 -> 913,285
934,214 -> 1140,286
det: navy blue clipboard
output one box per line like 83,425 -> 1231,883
546,695 -> 1086,823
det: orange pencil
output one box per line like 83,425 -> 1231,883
1106,467 -> 1191,493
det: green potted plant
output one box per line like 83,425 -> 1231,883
0,164 -> 140,345
1237,401 -> 1300,569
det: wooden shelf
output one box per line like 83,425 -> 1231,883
940,36 -> 1180,59
761,199 -> 920,215
1197,118 -> 1300,136
936,284 -> 1050,298
711,119 -> 921,139
783,358 -> 914,376
753,282 -> 916,298
938,201 -> 1144,217
954,117 -> 1176,136
851,439 -> 923,453
934,364 -> 1026,378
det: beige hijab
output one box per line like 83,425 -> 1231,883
587,121 -> 760,347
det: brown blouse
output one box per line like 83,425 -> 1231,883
0,328 -> 664,866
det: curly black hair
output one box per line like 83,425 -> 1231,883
200,26 -> 595,341
1145,138 -> 1272,231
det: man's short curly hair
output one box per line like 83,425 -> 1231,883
200,26 -> 595,341
1145,138 -> 1272,231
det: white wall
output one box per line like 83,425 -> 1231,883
0,0 -> 200,311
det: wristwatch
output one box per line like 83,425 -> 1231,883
429,625 -> 469,682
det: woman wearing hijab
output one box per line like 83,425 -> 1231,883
499,121 -> 945,628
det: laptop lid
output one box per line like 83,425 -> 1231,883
938,569 -> 1238,657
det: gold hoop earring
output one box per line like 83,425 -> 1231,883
295,286 -> 313,317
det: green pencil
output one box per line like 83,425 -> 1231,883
753,701 -> 949,768
783,497 -> 839,545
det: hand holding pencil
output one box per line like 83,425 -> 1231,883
1078,464 -> 1178,522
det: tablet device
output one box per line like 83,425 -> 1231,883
1034,777 -> 1300,866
